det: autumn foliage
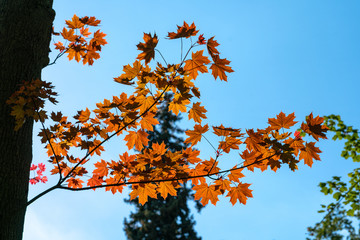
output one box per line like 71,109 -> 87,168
7,17 -> 328,206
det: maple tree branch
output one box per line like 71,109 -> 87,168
45,49 -> 68,68
56,153 -> 276,192
30,97 -> 62,182
61,49 -> 194,184
60,84 -> 172,184
27,184 -> 59,206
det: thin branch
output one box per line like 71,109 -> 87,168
317,175 -> 360,226
44,50 -> 67,68
31,97 -> 62,181
27,185 -> 58,206
155,49 -> 168,65
57,154 -> 276,192
181,38 -> 183,62
202,135 -> 217,152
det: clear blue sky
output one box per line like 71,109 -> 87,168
24,1 -> 360,239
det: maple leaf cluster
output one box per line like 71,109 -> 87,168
6,79 -> 57,130
53,14 -> 107,65
9,19 -> 328,207
29,163 -> 48,184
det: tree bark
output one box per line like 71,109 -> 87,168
0,0 -> 54,239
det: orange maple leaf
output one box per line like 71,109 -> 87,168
214,178 -> 231,194
167,21 -> 199,39
105,177 -> 124,194
240,150 -> 265,172
119,152 -> 136,166
136,95 -> 156,114
80,27 -> 91,37
157,181 -> 177,199
301,113 -> 328,141
67,45 -> 86,62
187,166 -> 207,185
75,108 -> 91,123
140,112 -> 159,131
210,55 -> 234,81
114,61 -> 142,85
79,16 -> 101,26
82,49 -> 100,65
284,137 -> 304,156
54,41 -> 65,52
299,142 -> 321,167
88,139 -> 105,156
245,129 -> 264,152
93,159 -> 108,177
61,27 -> 77,42
218,136 -> 242,153
168,98 -> 190,115
136,33 -> 158,64
193,183 -> 221,206
182,148 -> 202,164
207,36 -> 220,58
268,112 -> 297,130
124,130 -> 149,151
184,50 -> 211,80
212,125 -> 241,137
184,124 -> 209,146
228,167 -> 245,183
188,102 -> 207,123
87,175 -> 104,191
226,183 -> 253,205
130,183 -> 157,205
67,178 -> 84,189
65,14 -> 84,29
46,140 -> 68,157
91,30 -> 108,47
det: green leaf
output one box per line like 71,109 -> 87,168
339,186 -> 347,192
333,192 -> 341,201
347,209 -> 355,216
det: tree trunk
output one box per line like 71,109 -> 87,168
0,0 -> 54,239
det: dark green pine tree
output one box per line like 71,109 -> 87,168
123,93 -> 203,240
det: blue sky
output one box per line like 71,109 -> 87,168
24,1 -> 360,239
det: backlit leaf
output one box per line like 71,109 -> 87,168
184,50 -> 210,80
210,55 -> 234,81
188,102 -> 207,123
299,142 -> 321,167
137,33 -> 158,64
226,183 -> 253,205
193,183 -> 221,206
268,112 -> 297,130
184,124 -> 209,146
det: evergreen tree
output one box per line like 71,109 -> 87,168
124,93 -> 203,240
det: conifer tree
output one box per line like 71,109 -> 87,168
124,93 -> 203,240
